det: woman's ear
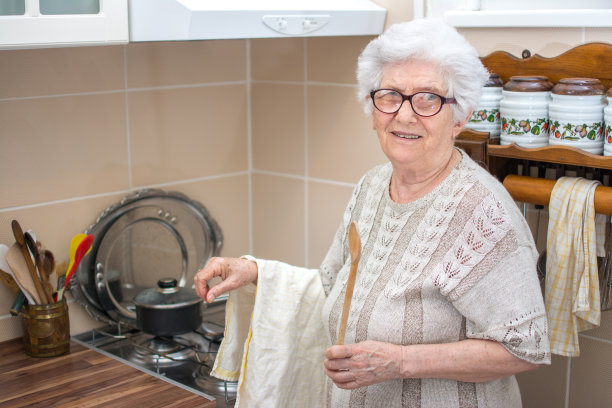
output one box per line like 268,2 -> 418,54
452,109 -> 472,138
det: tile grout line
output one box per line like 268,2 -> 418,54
247,39 -> 254,256
123,44 -> 133,191
304,37 -> 309,268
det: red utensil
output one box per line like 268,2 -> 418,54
56,234 -> 94,302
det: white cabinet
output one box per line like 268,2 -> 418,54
0,0 -> 128,50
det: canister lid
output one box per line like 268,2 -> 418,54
606,87 -> 612,97
552,77 -> 605,95
484,73 -> 503,87
503,75 -> 553,92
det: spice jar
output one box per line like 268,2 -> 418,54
604,88 -> 612,156
548,77 -> 605,155
465,73 -> 503,138
21,298 -> 70,357
500,75 -> 553,147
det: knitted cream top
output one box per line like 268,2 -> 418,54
319,151 -> 550,407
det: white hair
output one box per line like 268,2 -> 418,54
356,18 -> 490,123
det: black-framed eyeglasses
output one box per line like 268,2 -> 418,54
370,89 -> 456,117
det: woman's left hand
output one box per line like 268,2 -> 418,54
324,340 -> 403,389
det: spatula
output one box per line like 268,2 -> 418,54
6,243 -> 40,304
337,221 -> 361,345
57,234 -> 94,301
12,220 -> 48,304
0,244 -> 35,305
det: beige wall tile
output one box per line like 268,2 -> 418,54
0,46 -> 124,99
569,337 -> 612,407
458,28 -> 583,57
307,36 -> 373,84
252,173 -> 305,265
0,94 -> 128,208
308,85 -> 387,183
126,40 -> 246,88
168,176 -> 250,258
374,0 -> 414,28
585,28 -> 612,44
251,38 -> 305,82
580,310 -> 612,341
0,194 -> 124,263
252,83 -> 305,174
66,298 -> 106,335
129,85 -> 248,187
517,354 -> 568,408
307,181 -> 354,268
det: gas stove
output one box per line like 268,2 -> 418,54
73,300 -> 237,407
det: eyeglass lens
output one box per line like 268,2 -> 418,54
372,90 -> 443,116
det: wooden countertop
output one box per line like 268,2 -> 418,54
0,338 -> 216,408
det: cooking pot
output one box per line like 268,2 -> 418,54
133,278 -> 202,336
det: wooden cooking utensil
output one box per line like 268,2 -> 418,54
24,232 -> 53,302
337,221 -> 361,345
11,220 -> 48,304
42,249 -> 56,293
0,243 -> 35,305
0,268 -> 20,294
6,243 -> 40,304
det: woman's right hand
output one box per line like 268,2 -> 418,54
194,257 -> 258,303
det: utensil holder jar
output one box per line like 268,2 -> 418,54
465,73 -> 503,138
500,76 -> 553,148
21,298 -> 70,357
548,78 -> 605,155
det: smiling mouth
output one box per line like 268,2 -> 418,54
392,132 -> 421,139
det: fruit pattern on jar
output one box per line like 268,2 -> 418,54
550,121 -> 603,141
501,117 -> 548,136
606,125 -> 612,144
469,109 -> 500,123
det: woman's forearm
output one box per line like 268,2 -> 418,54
400,339 -> 540,383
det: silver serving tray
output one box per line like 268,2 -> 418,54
71,189 -> 222,327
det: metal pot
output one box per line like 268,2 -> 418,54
133,278 -> 202,336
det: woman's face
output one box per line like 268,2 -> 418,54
371,60 -> 467,174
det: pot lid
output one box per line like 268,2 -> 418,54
70,189 -> 222,326
133,278 -> 202,309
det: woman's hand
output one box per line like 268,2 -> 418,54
194,257 -> 258,303
324,341 -> 403,389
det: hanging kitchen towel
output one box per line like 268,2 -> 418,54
545,177 -> 601,357
212,257 -> 328,408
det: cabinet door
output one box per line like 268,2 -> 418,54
0,0 -> 128,49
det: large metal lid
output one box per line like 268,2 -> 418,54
71,189 -> 222,327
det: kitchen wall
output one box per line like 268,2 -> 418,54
1,1 -> 612,406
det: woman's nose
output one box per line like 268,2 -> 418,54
394,100 -> 418,123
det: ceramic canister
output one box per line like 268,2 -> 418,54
549,77 -> 606,155
500,76 -> 553,147
604,88 -> 612,156
465,73 -> 503,137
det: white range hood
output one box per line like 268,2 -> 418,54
128,0 -> 387,41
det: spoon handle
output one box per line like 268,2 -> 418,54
12,220 -> 49,304
337,262 -> 358,345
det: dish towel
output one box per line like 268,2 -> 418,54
545,177 -> 604,357
211,257 -> 328,407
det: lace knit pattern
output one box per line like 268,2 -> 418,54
320,152 -> 550,408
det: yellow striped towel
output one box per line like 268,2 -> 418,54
545,177 -> 601,357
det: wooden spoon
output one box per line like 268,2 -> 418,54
11,220 -> 48,304
42,249 -> 56,293
24,232 -> 53,302
337,221 -> 361,345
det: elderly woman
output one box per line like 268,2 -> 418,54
195,19 -> 550,407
